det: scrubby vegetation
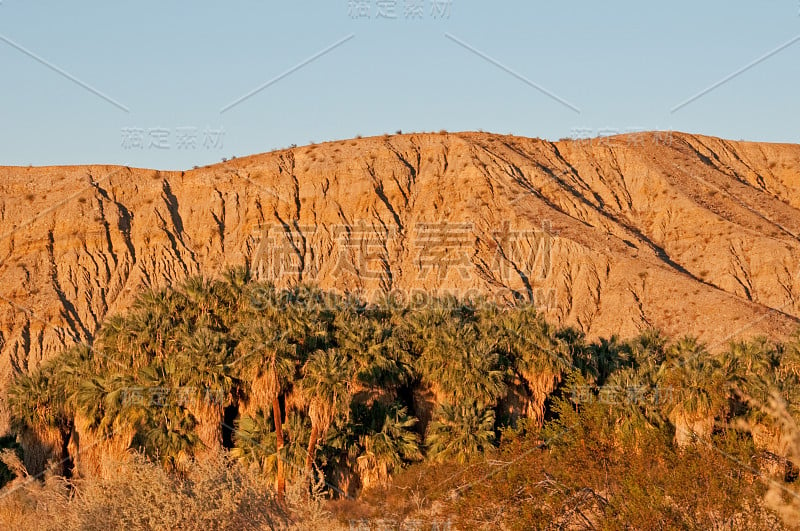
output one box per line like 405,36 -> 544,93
0,449 -> 290,530
3,267 -> 800,528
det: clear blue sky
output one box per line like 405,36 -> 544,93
1,0 -> 798,170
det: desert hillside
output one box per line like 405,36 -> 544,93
2,130 -> 800,387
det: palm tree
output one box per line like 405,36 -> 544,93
179,275 -> 221,321
168,326 -> 235,453
99,288 -> 183,369
93,364 -> 202,472
232,407 -> 312,484
394,297 -> 463,353
426,402 -> 496,464
299,348 -> 352,473
657,337 -> 728,446
588,335 -> 632,386
602,365 -> 668,448
230,408 -> 278,480
69,378 -> 107,478
777,332 -> 800,381
628,328 -> 668,369
416,321 -> 507,408
723,339 -> 792,456
334,309 -> 412,402
234,315 -> 299,500
7,363 -> 70,477
586,330 -> 669,447
137,401 -> 200,472
69,370 -> 143,478
218,266 -> 251,322
9,344 -> 112,477
495,308 -> 572,428
355,404 -> 421,490
232,281 -> 334,498
281,409 -> 314,474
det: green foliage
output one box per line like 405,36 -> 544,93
426,402 -> 496,463
134,402 -> 200,471
417,321 -> 508,407
351,403 -> 422,487
7,268 -> 800,527
230,409 -> 278,477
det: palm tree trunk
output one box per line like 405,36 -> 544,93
305,424 -> 320,473
272,396 -> 285,501
187,400 -> 222,453
19,425 -> 62,478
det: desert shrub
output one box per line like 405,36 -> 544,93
346,395 -> 787,529
6,272 -> 800,526
0,437 -> 22,489
0,450 -> 288,531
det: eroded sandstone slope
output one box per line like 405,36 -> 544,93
1,131 -> 800,393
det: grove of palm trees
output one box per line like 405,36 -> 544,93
2,267 -> 800,528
